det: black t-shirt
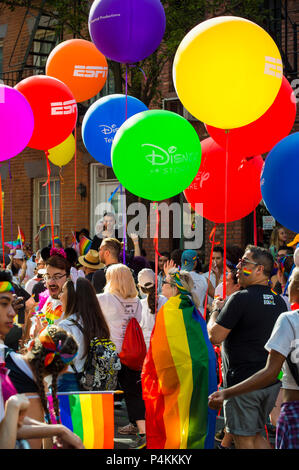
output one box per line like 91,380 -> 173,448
92,264 -> 116,294
12,283 -> 31,324
216,285 -> 287,387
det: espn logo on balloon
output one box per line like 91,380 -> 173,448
51,100 -> 77,115
264,57 -> 283,78
73,65 -> 108,78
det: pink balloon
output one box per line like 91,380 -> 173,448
0,85 -> 34,161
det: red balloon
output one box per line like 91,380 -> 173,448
206,76 -> 297,158
184,138 -> 263,224
15,75 -> 77,151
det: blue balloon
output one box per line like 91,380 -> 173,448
82,94 -> 148,166
261,132 -> 299,233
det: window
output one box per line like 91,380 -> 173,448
33,178 -> 60,246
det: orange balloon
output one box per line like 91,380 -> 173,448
46,39 -> 108,103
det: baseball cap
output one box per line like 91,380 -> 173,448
13,250 -> 25,260
181,250 -> 198,272
138,268 -> 155,288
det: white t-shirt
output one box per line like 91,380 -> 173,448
140,295 -> 167,350
59,315 -> 85,373
41,297 -> 64,324
97,293 -> 142,353
265,310 -> 299,391
203,271 -> 223,305
25,277 -> 39,295
189,272 -> 208,315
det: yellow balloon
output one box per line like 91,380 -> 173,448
173,16 -> 283,129
48,133 -> 75,167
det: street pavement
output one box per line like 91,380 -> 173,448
113,399 -> 275,450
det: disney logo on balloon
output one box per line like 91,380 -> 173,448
142,144 -> 186,166
99,124 -> 119,135
189,171 -> 210,190
73,65 -> 108,79
51,99 -> 77,115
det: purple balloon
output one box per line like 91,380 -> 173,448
0,85 -> 34,161
88,0 -> 166,63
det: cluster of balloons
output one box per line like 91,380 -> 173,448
170,15 -> 296,223
1,3 -> 296,221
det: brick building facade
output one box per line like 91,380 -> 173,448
0,1 -> 298,265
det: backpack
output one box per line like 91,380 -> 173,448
119,317 -> 147,371
71,320 -> 121,391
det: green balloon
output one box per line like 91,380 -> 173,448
111,110 -> 202,201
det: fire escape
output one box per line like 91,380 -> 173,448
0,0 -> 60,86
266,0 -> 298,82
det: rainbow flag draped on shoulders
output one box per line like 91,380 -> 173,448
142,294 -> 217,449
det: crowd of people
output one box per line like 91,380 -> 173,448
0,223 -> 298,450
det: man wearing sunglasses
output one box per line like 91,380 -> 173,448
207,245 -> 287,449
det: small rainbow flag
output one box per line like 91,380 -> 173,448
4,240 -> 21,250
49,392 -> 114,449
79,236 -> 92,256
142,295 -> 217,449
243,268 -> 252,276
271,288 -> 278,296
39,224 -> 46,232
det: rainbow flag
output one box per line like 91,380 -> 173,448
4,240 -> 21,250
79,236 -> 92,256
17,226 -> 25,246
39,224 -> 46,232
142,295 -> 217,449
50,392 -> 115,449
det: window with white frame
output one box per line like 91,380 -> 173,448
33,178 -> 60,246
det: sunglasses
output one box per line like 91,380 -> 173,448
238,258 -> 260,267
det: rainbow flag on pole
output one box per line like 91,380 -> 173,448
142,295 -> 217,449
79,236 -> 92,256
17,226 -> 25,246
49,392 -> 115,449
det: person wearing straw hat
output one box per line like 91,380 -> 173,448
78,249 -> 104,283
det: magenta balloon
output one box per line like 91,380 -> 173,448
88,0 -> 166,63
0,85 -> 34,161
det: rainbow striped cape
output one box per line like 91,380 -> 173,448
48,392 -> 114,449
142,294 -> 217,449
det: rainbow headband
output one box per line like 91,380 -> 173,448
0,282 -> 15,293
170,272 -> 191,296
38,327 -> 77,367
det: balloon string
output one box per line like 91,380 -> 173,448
59,167 -> 64,244
153,202 -> 160,315
125,64 -> 128,121
254,208 -> 257,246
121,184 -> 126,265
8,162 -> 13,247
203,223 -> 219,321
0,175 -> 5,267
223,131 -> 230,300
74,127 -> 77,250
44,151 -> 55,246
